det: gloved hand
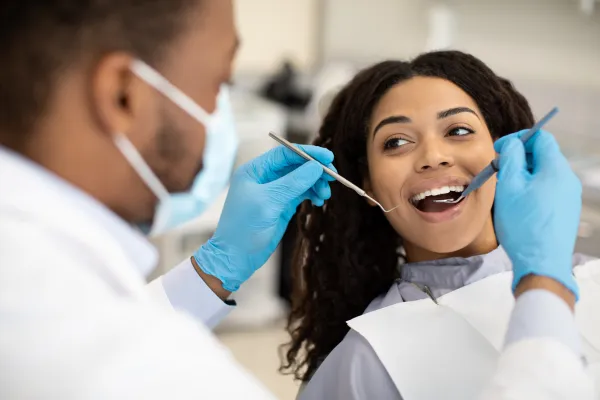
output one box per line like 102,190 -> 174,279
194,144 -> 336,292
493,130 -> 581,299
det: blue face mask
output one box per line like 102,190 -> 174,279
166,88 -> 238,229
113,60 -> 238,236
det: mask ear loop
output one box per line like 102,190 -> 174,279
130,60 -> 212,126
112,133 -> 170,202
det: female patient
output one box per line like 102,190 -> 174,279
280,50 -> 591,399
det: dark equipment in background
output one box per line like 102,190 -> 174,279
260,60 -> 314,306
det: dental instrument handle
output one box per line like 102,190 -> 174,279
459,107 -> 559,199
517,106 -> 559,144
460,160 -> 499,199
268,132 -> 367,197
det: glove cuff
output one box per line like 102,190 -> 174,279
512,267 -> 579,302
194,240 -> 242,292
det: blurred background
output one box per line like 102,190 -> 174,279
150,1 -> 600,398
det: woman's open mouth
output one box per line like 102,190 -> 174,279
409,185 -> 467,221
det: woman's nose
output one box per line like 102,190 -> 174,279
414,139 -> 455,172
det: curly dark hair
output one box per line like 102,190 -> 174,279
281,50 -> 536,381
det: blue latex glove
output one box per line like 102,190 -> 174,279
493,129 -> 581,299
194,144 -> 336,292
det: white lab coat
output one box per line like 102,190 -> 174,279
0,147 -> 274,399
0,145 -> 594,399
481,338 -> 596,399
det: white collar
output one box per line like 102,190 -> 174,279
399,246 -> 511,298
0,145 -> 158,278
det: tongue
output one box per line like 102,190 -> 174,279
419,194 -> 457,213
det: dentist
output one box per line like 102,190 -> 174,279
0,0 -> 593,399
0,1 -> 332,398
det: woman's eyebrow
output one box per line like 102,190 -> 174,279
437,107 -> 479,120
372,107 -> 479,141
373,115 -> 411,140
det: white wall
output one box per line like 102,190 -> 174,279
231,0 -> 600,140
234,0 -> 319,75
321,0 -> 430,64
321,0 -> 600,86
233,0 -> 600,85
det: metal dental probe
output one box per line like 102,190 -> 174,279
433,107 -> 559,204
268,132 -> 400,213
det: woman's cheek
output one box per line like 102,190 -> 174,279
369,162 -> 396,197
481,176 -> 497,212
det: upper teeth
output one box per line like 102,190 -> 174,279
411,185 -> 465,203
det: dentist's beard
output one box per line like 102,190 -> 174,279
154,113 -> 204,194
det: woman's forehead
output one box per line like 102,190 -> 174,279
371,76 -> 482,124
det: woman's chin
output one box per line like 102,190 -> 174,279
404,232 -> 481,259
428,240 -> 475,255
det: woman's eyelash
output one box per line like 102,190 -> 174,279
383,137 -> 410,150
383,127 -> 474,150
447,126 -> 475,136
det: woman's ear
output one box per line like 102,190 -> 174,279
363,176 -> 378,207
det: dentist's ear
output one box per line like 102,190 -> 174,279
90,53 -> 154,140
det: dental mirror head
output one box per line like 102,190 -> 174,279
433,196 -> 464,205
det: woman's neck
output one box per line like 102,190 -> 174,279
404,216 -> 498,263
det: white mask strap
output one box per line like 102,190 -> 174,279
130,60 -> 212,126
113,133 -> 170,201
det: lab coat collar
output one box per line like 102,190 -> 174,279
0,145 -> 158,278
399,246 -> 511,297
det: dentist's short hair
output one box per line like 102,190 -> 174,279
0,0 -> 203,141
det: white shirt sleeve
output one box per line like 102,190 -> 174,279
480,290 -> 596,400
503,290 -> 581,354
146,258 -> 234,329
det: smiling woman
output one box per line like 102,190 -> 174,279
364,75 -> 500,259
280,50 -> 592,400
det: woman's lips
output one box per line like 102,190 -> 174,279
412,195 -> 468,223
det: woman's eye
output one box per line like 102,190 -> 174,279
447,126 -> 474,137
384,138 -> 411,150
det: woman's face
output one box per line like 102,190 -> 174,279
365,77 -> 497,258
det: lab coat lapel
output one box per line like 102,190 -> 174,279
0,154 -> 151,300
